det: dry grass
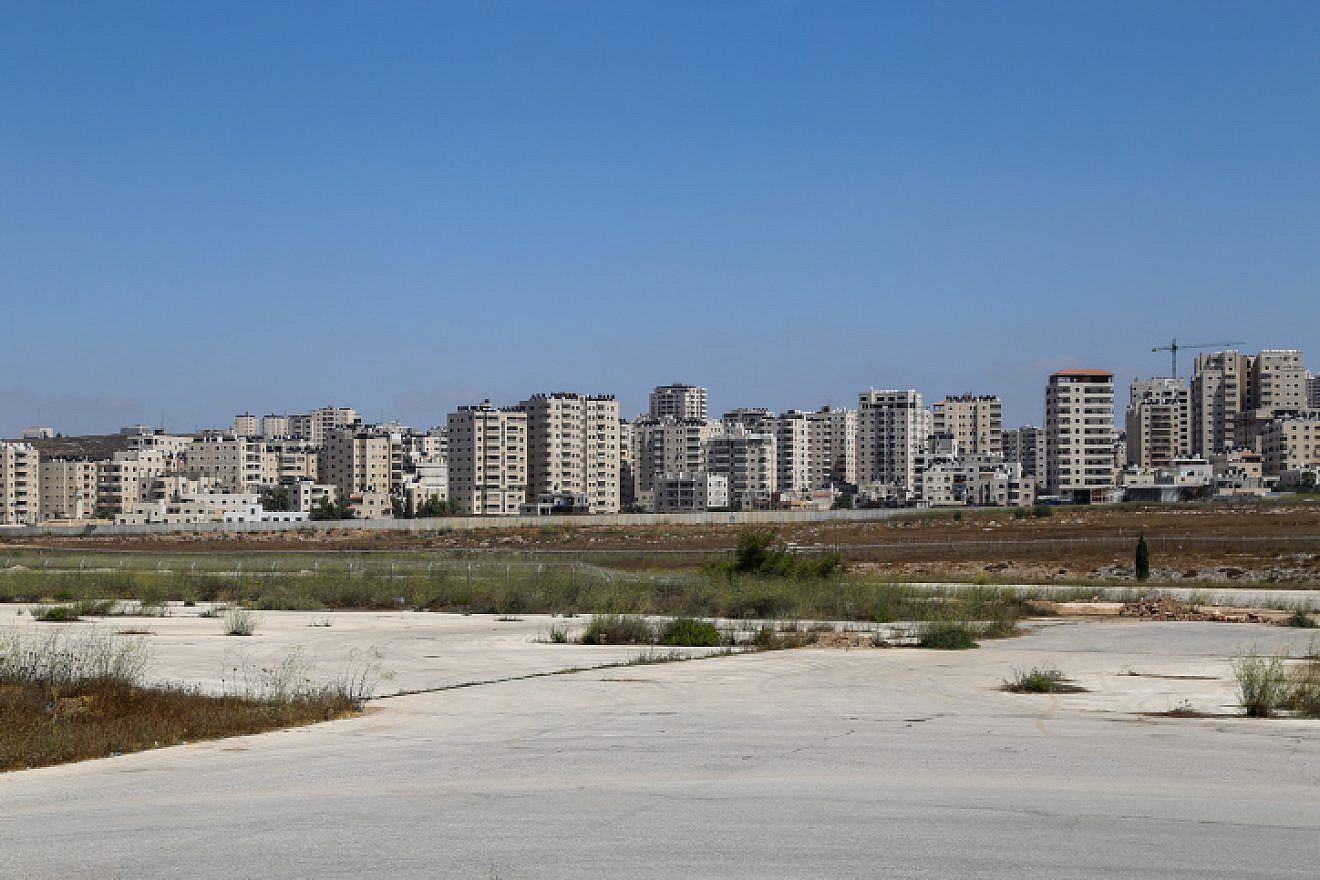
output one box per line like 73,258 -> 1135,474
1,679 -> 357,772
0,627 -> 367,772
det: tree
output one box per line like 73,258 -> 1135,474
309,496 -> 354,521
1135,534 -> 1150,581
265,486 -> 291,512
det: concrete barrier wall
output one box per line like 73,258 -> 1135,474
2,508 -> 912,539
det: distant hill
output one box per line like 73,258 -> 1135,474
1,434 -> 131,461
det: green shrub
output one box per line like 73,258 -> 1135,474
917,621 -> 978,650
1006,666 -> 1068,693
1031,504 -> 1053,518
1233,652 -> 1290,717
658,618 -> 722,647
32,605 -> 79,622
749,624 -> 817,650
1288,609 -> 1317,628
578,614 -> 655,645
548,625 -> 570,644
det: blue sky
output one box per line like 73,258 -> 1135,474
3,1 -> 1318,435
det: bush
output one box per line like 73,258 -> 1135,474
223,608 -> 258,637
548,625 -> 570,644
1031,504 -> 1053,518
1287,608 -> 1317,628
749,624 -> 817,650
578,614 -> 655,645
32,605 -> 79,622
1286,660 -> 1320,718
658,618 -> 722,647
1006,666 -> 1068,693
705,528 -> 843,580
1233,652 -> 1291,717
917,621 -> 978,650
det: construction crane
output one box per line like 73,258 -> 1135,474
1151,338 -> 1244,379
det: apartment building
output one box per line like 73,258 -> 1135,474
319,429 -> 400,500
1125,378 -> 1191,468
1045,370 -> 1116,503
1309,372 -> 1320,410
517,393 -> 621,514
261,414 -> 291,438
807,406 -> 857,487
232,414 -> 259,437
286,406 -> 361,445
630,416 -> 722,500
39,458 -> 98,521
1192,351 -> 1249,457
1260,413 -> 1320,476
705,427 -> 776,509
446,402 -> 528,515
722,407 -> 775,433
1245,350 -> 1311,444
649,384 -> 708,421
931,394 -> 1003,457
773,411 -> 812,494
96,437 -> 191,515
186,435 -> 278,492
618,419 -> 635,507
0,442 -> 40,525
1003,426 -> 1044,484
857,389 -> 929,499
653,472 -> 729,512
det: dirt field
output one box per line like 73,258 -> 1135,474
6,499 -> 1320,585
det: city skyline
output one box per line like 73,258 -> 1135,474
5,3 -> 1320,434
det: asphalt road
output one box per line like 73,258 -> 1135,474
3,620 -> 1319,879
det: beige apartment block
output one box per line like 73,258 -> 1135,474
261,414 -> 291,437
517,393 -> 621,514
319,429 -> 399,504
1126,378 -> 1191,468
232,413 -> 259,437
447,402 -> 528,515
1246,350 -> 1310,444
705,427 -> 776,510
931,394 -> 1003,457
39,458 -> 98,521
773,411 -> 812,494
857,389 -> 929,499
1260,413 -> 1320,476
1309,372 -> 1320,410
1003,426 -> 1044,483
96,441 -> 189,515
807,406 -> 857,487
1192,350 -> 1248,457
0,442 -> 40,525
287,406 -> 361,445
630,416 -> 722,499
185,435 -> 279,492
649,384 -> 708,421
1045,370 -> 1116,503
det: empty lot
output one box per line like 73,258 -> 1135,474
3,611 -> 1319,879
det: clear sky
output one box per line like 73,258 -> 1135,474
3,1 -> 1318,436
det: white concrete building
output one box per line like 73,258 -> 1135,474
446,402 -> 528,515
0,442 -> 40,526
1125,378 -> 1191,469
1192,350 -> 1249,457
517,393 -> 621,514
1045,369 -> 1116,503
20,427 -> 54,440
857,389 -> 928,500
649,384 -> 708,421
319,429 -> 400,503
232,414 -> 259,437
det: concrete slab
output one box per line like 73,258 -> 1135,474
2,617 -> 1319,878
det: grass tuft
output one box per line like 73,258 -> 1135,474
916,621 -> 979,650
657,617 -> 723,647
222,608 -> 258,636
1005,665 -> 1071,693
578,614 -> 655,645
